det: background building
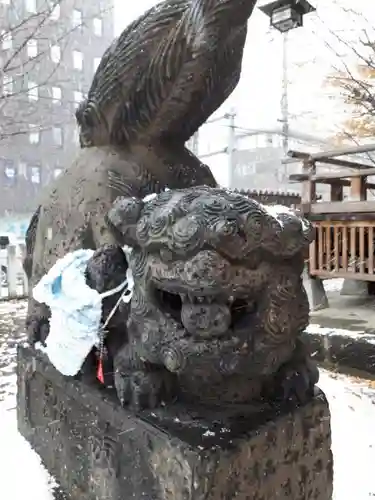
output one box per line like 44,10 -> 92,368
0,0 -> 114,227
190,115 -> 375,200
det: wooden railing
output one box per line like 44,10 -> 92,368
284,143 -> 375,282
309,221 -> 375,281
0,244 -> 28,300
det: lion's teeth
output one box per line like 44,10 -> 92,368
185,294 -> 215,304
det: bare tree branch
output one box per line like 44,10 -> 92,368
311,4 -> 375,144
0,0 -> 113,141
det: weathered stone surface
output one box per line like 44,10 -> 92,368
76,0 -> 256,148
17,0 -> 334,496
108,187 -> 318,409
24,145 -> 216,346
24,0 -> 259,346
340,279 -> 368,297
17,344 -> 333,500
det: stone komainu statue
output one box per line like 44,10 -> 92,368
24,0 -> 258,344
107,187 -> 318,409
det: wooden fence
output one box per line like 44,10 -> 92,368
0,244 -> 28,300
309,221 -> 375,281
286,142 -> 375,282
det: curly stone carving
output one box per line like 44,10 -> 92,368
110,187 -> 317,409
24,0 -> 260,345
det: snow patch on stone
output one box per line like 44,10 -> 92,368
263,203 -> 310,231
142,187 -> 170,204
306,323 -> 375,344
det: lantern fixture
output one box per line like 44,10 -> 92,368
259,0 -> 316,33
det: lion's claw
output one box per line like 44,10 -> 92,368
26,314 -> 50,347
114,369 -> 176,410
274,355 -> 319,404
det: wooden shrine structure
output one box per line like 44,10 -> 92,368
286,143 -> 375,283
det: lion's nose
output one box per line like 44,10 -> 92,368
181,302 -> 231,338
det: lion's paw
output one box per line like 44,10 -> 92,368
114,368 -> 176,410
26,311 -> 50,347
273,354 -> 319,404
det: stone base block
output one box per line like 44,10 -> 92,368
303,269 -> 329,311
17,345 -> 333,500
340,279 -> 368,297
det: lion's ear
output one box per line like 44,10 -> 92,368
106,196 -> 144,247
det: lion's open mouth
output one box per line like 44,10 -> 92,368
153,287 -> 257,339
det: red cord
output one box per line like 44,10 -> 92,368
97,358 -> 104,384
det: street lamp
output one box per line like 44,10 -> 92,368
258,0 -> 316,183
259,0 -> 316,33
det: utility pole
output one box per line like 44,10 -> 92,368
189,112 -> 237,188
192,131 -> 199,155
281,32 -> 289,154
188,132 -> 200,155
226,110 -> 236,188
279,32 -> 289,181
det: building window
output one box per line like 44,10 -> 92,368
52,86 -> 62,103
1,30 -> 12,50
93,18 -> 103,36
29,124 -> 40,144
19,162 -> 27,177
54,168 -> 62,178
30,165 -> 41,184
73,50 -> 83,70
25,0 -> 36,13
93,57 -> 101,72
50,2 -> 60,20
52,126 -> 63,146
73,90 -> 83,105
4,160 -> 16,181
27,39 -> 37,58
27,82 -> 38,101
50,45 -> 61,64
3,75 -> 13,96
72,9 -> 82,28
0,0 -> 11,5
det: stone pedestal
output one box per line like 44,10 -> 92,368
303,268 -> 329,311
17,345 -> 333,500
340,279 -> 368,297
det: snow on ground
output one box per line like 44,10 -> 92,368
305,323 -> 375,343
0,299 -> 374,498
0,300 -> 60,500
322,370 -> 375,499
